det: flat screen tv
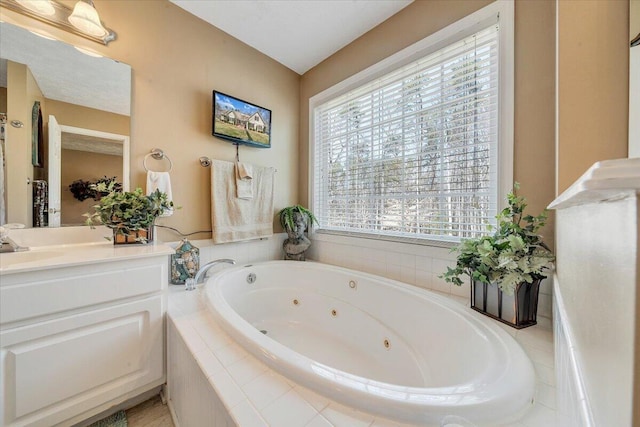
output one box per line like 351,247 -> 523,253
212,90 -> 272,148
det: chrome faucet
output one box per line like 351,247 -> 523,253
185,258 -> 236,291
0,227 -> 29,253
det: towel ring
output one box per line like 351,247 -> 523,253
144,148 -> 173,172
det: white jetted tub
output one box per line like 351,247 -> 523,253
204,261 -> 535,426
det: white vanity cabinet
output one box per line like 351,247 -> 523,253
0,247 -> 172,427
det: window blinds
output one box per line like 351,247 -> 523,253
313,24 -> 500,243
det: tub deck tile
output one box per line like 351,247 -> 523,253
294,385 -> 331,412
305,414 -> 334,427
230,399 -> 268,427
226,355 -> 270,386
193,348 -> 224,378
261,388 -> 318,427
242,370 -> 293,410
214,341 -> 250,367
321,403 -> 375,427
208,369 -> 246,409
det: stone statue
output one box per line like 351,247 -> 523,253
283,211 -> 311,261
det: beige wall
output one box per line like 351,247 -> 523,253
5,61 -> 45,226
299,0 -> 557,247
1,0 -> 300,240
61,149 -> 122,226
557,0 -> 629,193
46,99 -> 130,136
47,101 -> 130,226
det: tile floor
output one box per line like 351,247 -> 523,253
126,395 -> 174,427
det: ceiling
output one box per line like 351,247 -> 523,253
169,0 -> 414,75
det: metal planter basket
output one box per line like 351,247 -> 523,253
470,278 -> 542,329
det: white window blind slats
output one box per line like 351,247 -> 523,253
313,23 -> 500,242
318,28 -> 498,112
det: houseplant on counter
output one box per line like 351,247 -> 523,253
441,183 -> 555,328
278,205 -> 318,261
84,182 -> 174,244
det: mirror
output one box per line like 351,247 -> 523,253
0,21 -> 131,228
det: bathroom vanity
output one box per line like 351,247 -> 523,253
0,229 -> 173,426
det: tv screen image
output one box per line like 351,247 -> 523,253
212,91 -> 272,148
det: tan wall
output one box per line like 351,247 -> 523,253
46,99 -> 130,136
1,0 -> 300,240
557,0 -> 629,193
299,0 -> 557,247
61,149 -> 122,226
48,101 -> 130,226
5,61 -> 45,226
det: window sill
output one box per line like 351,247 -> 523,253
310,230 -> 456,258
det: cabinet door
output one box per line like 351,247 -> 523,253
0,295 -> 164,427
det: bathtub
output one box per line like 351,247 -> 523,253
203,261 -> 535,426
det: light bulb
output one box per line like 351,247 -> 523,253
68,0 -> 108,38
15,0 -> 55,16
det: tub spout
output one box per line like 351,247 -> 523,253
185,258 -> 236,291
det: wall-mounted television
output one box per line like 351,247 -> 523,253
212,90 -> 272,148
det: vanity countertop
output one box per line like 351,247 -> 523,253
0,242 -> 174,275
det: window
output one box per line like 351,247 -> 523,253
310,2 -> 513,245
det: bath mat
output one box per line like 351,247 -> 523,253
87,410 -> 127,427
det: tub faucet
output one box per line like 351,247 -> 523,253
185,258 -> 236,291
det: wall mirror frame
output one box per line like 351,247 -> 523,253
0,18 -> 131,228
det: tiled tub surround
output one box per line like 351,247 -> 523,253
167,278 -> 557,427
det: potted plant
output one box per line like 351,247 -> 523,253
441,183 -> 555,328
277,205 -> 318,261
69,176 -> 122,202
84,181 -> 173,244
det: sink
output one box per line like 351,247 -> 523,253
0,250 -> 64,268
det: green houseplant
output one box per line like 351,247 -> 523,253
277,205 -> 318,261
278,204 -> 318,232
442,183 -> 555,328
69,176 -> 122,202
84,181 -> 173,244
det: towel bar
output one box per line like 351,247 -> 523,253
198,156 -> 276,172
144,148 -> 173,172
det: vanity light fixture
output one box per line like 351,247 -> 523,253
0,0 -> 116,45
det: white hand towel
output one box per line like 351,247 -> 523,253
146,171 -> 174,217
235,161 -> 253,199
